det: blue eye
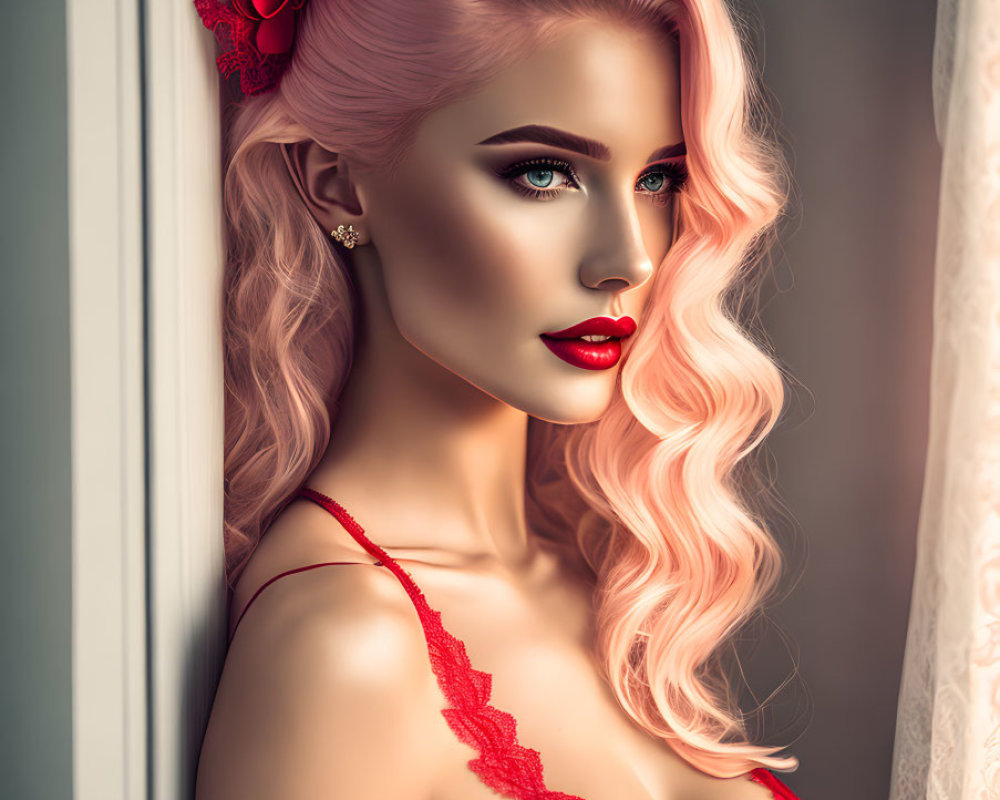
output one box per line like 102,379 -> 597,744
496,157 -> 581,200
525,169 -> 555,188
636,161 -> 688,201
639,173 -> 665,192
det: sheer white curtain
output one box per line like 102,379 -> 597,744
889,1 -> 1000,798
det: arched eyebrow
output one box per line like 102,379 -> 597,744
477,125 -> 610,160
476,124 -> 685,164
646,143 -> 686,161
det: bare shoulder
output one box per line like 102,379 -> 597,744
197,542 -> 448,800
228,495 -> 378,625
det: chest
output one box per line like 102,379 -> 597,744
406,561 -> 714,800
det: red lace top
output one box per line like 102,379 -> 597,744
229,487 -> 801,800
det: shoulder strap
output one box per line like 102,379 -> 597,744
749,768 -> 801,799
298,487 -> 439,614
229,559 -> 384,645
227,488 -> 395,645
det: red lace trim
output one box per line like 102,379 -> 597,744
298,487 -> 797,800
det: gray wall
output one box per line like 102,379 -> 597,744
0,1 -> 73,798
744,1 -> 940,798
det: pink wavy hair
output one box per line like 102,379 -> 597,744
218,0 -> 799,778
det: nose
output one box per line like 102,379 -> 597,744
578,191 -> 654,292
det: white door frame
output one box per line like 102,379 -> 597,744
67,0 -> 227,797
144,1 -> 228,797
67,0 -> 146,797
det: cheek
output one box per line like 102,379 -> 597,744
636,198 -> 676,267
368,170 -> 578,347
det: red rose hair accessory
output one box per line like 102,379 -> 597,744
193,0 -> 307,97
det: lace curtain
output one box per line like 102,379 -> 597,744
888,0 -> 1000,798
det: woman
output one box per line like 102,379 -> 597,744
194,0 -> 802,797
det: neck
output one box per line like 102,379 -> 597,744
309,258 -> 531,565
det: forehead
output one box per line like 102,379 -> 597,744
413,19 -> 683,159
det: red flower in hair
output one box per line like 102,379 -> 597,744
194,0 -> 307,97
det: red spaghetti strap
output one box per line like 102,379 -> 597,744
749,768 -> 801,799
229,560 -> 384,645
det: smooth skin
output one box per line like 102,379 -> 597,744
197,18 -> 775,800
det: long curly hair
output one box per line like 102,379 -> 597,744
218,0 -> 798,777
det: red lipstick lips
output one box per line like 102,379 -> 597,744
540,316 -> 638,370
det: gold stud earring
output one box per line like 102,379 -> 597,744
330,224 -> 360,249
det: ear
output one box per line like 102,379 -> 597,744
281,140 -> 370,247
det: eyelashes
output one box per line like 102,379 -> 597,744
496,157 -> 582,201
636,160 -> 688,207
495,156 -> 688,204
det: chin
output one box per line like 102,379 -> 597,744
528,404 -> 609,425
487,373 -> 618,425
405,330 -> 621,424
